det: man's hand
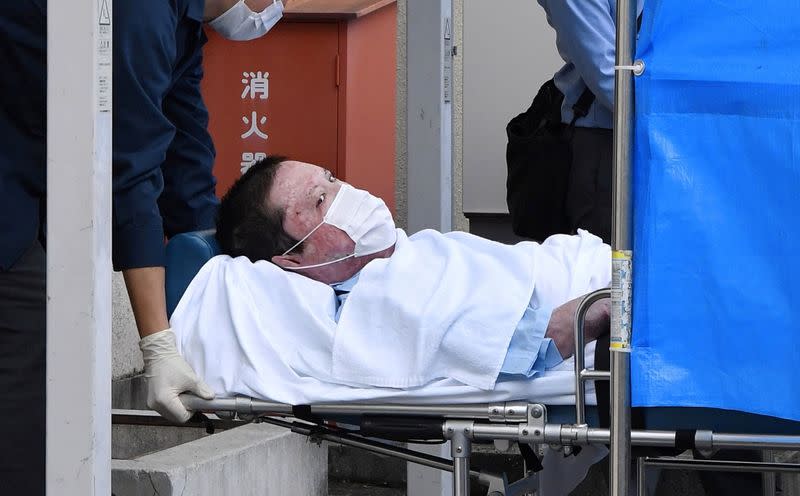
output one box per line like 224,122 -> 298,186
545,294 -> 610,359
139,329 -> 215,423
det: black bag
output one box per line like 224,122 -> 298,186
505,80 -> 594,240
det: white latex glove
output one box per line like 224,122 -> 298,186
139,329 -> 215,423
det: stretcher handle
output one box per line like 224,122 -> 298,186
179,394 -> 293,415
574,288 -> 612,426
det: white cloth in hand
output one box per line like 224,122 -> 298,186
139,328 -> 214,423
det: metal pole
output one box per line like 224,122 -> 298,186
642,457 -> 800,474
711,434 -> 800,451
637,457 -> 647,496
566,427 -> 800,451
453,457 -> 470,496
47,0 -> 112,494
451,436 -> 471,496
610,0 -> 638,493
446,420 -> 473,496
613,0 -> 637,241
308,403 -> 503,418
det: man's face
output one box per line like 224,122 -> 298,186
267,160 -> 356,270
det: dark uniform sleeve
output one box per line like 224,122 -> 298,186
158,29 -> 219,239
112,0 -> 178,270
112,0 -> 218,270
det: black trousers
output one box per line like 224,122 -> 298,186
0,240 -> 46,495
567,127 -> 613,244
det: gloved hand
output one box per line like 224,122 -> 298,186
139,328 -> 215,423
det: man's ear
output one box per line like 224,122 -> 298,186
271,253 -> 303,269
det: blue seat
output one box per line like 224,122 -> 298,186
165,230 -> 221,318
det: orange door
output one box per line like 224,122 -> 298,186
201,22 -> 341,196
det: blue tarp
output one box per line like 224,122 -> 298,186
631,0 -> 800,421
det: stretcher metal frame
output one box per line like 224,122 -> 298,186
113,287 -> 800,496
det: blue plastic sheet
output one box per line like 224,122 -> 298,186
631,0 -> 800,421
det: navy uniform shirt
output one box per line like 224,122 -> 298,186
0,0 -> 218,271
0,1 -> 47,269
112,0 -> 218,270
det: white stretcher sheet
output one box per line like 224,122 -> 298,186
172,236 -> 603,405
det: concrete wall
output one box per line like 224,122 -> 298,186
394,0 -> 408,231
112,272 -> 143,380
451,0 -> 468,232
462,0 -> 563,214
395,0 -> 468,233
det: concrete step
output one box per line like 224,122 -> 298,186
112,423 -> 327,496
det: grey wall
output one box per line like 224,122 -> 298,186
112,272 -> 143,380
395,0 -> 408,231
452,0 -> 468,232
462,0 -> 563,214
395,0 -> 468,233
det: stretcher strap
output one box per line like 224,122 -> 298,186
360,416 -> 446,441
595,333 -> 611,428
518,443 -> 544,473
292,405 -> 321,424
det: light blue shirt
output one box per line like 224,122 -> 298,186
538,0 -> 642,129
331,272 -> 360,322
499,302 -> 562,378
331,273 -> 561,378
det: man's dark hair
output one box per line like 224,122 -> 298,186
215,155 -> 300,262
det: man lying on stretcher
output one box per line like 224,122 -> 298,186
175,155 -> 610,400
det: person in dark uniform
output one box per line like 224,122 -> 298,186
0,0 -> 284,493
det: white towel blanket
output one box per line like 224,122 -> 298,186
172,229 -> 609,403
330,229 -> 610,389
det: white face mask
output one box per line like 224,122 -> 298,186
281,183 -> 397,271
209,0 -> 284,41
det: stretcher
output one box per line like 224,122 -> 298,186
117,231 -> 798,496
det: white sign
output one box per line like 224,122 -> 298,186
241,71 -> 269,100
443,18 -> 453,104
240,151 -> 267,174
96,0 -> 111,113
